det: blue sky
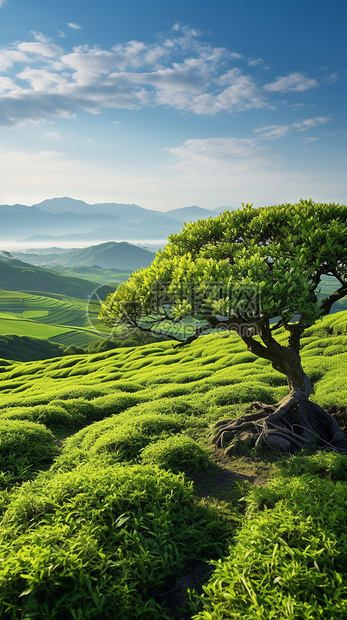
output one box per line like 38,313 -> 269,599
0,0 -> 346,210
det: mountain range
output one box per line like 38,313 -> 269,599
0,197 -> 231,244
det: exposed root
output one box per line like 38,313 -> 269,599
212,397 -> 347,456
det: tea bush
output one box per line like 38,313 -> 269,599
0,463 -> 229,619
0,420 -> 58,486
192,455 -> 347,619
141,434 -> 212,475
54,412 -> 185,471
0,403 -> 83,428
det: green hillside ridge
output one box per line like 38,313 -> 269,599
50,241 -> 156,270
37,264 -> 131,286
0,311 -> 346,617
0,258 -> 114,299
0,290 -> 109,349
0,335 -> 65,362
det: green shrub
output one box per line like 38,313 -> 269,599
192,466 -> 347,619
148,383 -> 193,398
0,463 -> 227,619
64,345 -> 85,355
54,412 -> 184,470
141,435 -> 212,475
92,392 -> 145,416
279,451 -> 347,480
125,396 -> 207,418
0,359 -> 13,367
0,420 -> 58,486
323,344 -> 347,356
206,383 -> 275,406
0,403 -> 83,428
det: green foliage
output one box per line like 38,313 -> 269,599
0,311 -> 345,616
205,383 -> 276,406
141,434 -> 212,475
85,329 -> 168,354
64,345 -> 85,355
0,403 -> 83,428
101,201 -> 347,338
0,420 -> 58,487
0,334 -> 64,362
192,453 -> 347,619
54,412 -> 185,471
278,450 -> 347,480
0,463 -> 227,619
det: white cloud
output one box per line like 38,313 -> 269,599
292,116 -> 331,130
17,41 -> 63,58
67,22 -> 82,30
0,76 -> 17,92
304,137 -> 319,143
255,124 -> 291,139
0,50 -> 29,71
255,116 -> 331,139
0,0 -> 6,7
31,31 -> 50,43
166,137 -> 269,175
0,28 -> 328,127
264,72 -> 318,92
325,73 -> 339,84
248,57 -> 264,66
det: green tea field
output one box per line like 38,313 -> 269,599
0,290 -> 108,348
0,310 -> 346,618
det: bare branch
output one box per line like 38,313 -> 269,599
174,325 -> 211,347
319,284 -> 347,316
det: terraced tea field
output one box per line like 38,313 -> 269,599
0,290 -> 108,347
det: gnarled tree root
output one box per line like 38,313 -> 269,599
212,397 -> 347,456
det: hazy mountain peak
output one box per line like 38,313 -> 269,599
0,197 -> 225,245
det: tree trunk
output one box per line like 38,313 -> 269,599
212,347 -> 347,455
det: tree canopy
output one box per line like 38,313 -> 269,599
101,200 -> 347,454
101,199 -> 346,346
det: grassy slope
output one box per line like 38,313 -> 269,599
48,264 -> 130,286
49,241 -> 155,269
0,258 -> 114,299
0,290 -> 109,347
0,335 -> 65,362
0,311 -> 346,618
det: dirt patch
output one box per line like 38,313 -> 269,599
191,447 -> 273,501
155,562 -> 211,619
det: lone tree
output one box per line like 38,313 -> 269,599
100,200 -> 347,454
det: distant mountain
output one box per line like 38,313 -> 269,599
50,242 -> 156,270
35,198 -> 157,221
0,258 -> 113,298
0,197 -> 230,245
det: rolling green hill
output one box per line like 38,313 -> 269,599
48,264 -> 131,286
0,258 -> 114,299
0,335 -> 65,362
0,311 -> 346,617
50,241 -> 155,270
0,290 -> 108,348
